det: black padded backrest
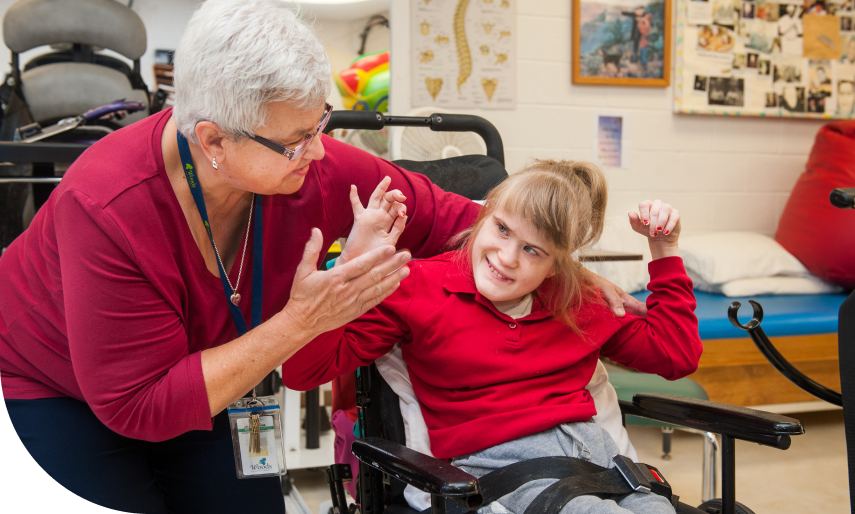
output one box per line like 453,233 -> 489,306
393,154 -> 508,201
379,372 -> 407,446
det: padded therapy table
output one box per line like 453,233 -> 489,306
632,290 -> 848,411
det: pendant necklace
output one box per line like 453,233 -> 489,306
210,194 -> 255,306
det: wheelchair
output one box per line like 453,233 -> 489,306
0,0 -> 162,251
726,186 -> 855,512
319,110 -> 805,514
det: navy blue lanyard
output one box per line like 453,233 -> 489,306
176,131 -> 263,336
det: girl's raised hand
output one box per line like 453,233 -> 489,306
628,200 -> 681,260
338,176 -> 408,267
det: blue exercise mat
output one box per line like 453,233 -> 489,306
631,290 -> 849,340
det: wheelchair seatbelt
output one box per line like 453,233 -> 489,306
522,467 -> 633,514
433,455 -> 674,514
475,456 -> 606,506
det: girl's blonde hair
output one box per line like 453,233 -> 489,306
452,159 -> 608,332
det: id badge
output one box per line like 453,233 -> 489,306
227,395 -> 287,479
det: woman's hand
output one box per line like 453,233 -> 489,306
581,267 -> 648,317
282,228 -> 412,340
337,176 -> 408,267
628,199 -> 681,261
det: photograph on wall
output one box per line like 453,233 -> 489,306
675,0 -> 855,118
410,0 -> 516,109
572,0 -> 672,86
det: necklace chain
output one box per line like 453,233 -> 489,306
210,193 -> 255,295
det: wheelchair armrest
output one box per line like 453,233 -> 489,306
351,437 -> 482,507
619,393 -> 804,450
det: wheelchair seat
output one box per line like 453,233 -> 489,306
358,364 -> 714,514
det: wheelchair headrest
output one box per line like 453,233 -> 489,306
393,154 -> 509,201
4,0 -> 146,60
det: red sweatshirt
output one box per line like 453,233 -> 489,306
282,253 -> 702,459
0,108 -> 479,442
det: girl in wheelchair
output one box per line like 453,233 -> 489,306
283,159 -> 702,514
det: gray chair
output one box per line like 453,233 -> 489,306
3,0 -> 149,126
0,0 -> 151,251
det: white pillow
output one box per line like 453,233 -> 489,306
679,232 -> 808,285
692,274 -> 843,297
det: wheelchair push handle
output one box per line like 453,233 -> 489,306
830,188 -> 855,209
728,301 -> 843,407
324,110 -> 505,166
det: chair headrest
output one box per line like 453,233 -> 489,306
392,155 -> 508,201
4,0 -> 146,60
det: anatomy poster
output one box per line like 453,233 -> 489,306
675,0 -> 855,118
411,0 -> 516,109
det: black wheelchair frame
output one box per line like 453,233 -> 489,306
727,187 -> 855,512
321,110 -> 805,514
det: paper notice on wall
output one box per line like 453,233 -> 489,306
687,1 -> 714,25
593,113 -> 631,169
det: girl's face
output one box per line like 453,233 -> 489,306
471,209 -> 557,310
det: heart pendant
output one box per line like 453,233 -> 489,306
230,293 -> 241,306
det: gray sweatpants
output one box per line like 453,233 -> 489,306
452,421 -> 675,514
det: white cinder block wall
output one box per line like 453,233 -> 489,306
391,0 -> 827,237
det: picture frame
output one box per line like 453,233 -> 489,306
572,0 -> 673,86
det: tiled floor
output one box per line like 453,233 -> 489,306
291,410 -> 849,514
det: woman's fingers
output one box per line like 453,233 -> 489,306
355,264 -> 411,310
293,228 -> 324,282
622,293 -> 649,317
337,245 -> 398,282
346,251 -> 412,293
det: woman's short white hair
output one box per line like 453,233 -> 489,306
173,0 -> 331,143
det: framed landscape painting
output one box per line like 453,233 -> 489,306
572,0 -> 673,86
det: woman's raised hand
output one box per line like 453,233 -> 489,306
628,199 -> 681,260
283,228 -> 412,339
337,176 -> 408,267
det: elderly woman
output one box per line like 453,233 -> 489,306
0,1 -> 639,512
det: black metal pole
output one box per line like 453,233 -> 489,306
430,494 -> 447,514
838,290 -> 855,513
305,387 -> 320,449
721,435 -> 736,514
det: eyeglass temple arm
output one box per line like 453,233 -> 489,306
323,111 -> 505,166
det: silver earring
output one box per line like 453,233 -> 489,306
212,157 -> 218,170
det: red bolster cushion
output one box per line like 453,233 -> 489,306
775,121 -> 855,289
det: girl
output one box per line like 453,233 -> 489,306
283,159 -> 702,514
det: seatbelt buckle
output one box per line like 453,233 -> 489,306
613,455 -> 652,493
637,463 -> 673,501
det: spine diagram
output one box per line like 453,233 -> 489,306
453,0 -> 471,93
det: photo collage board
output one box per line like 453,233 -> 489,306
674,0 -> 855,118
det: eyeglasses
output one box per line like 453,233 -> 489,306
249,102 -> 333,161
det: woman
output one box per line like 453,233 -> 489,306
0,1 -> 640,512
